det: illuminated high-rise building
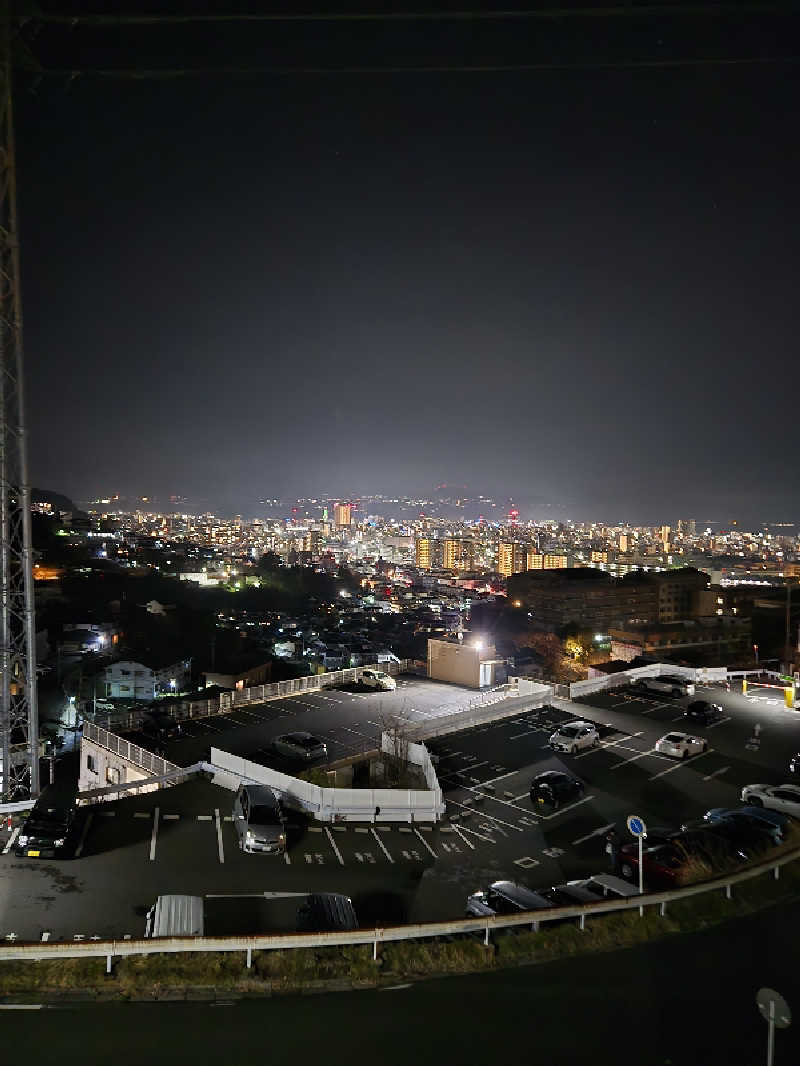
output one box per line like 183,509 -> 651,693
416,537 -> 432,569
526,551 -> 568,570
334,503 -> 352,527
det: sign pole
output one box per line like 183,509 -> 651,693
626,814 -> 647,917
757,987 -> 791,1066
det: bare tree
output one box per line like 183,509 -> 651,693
377,708 -> 411,786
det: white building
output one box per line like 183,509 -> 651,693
100,658 -> 192,701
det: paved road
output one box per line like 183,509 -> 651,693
9,898 -> 800,1066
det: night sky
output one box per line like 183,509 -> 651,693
13,6 -> 800,523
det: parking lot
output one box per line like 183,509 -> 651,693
2,677 -> 800,941
124,676 -> 484,770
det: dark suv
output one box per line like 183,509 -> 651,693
16,802 -> 77,858
139,710 -> 183,743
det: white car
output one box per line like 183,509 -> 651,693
360,668 -> 396,692
634,675 -> 695,698
654,732 -> 708,759
549,721 -> 600,754
740,783 -> 800,818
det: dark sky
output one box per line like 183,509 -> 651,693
14,6 -> 800,523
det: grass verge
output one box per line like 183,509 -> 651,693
2,861 -> 799,998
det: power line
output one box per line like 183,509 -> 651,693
9,4 -> 799,25
34,55 -> 800,79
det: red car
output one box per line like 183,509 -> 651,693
617,841 -> 685,888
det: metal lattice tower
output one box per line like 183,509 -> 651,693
0,11 -> 38,802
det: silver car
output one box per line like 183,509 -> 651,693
233,784 -> 286,855
272,731 -> 327,761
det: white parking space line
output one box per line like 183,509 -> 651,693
509,731 -> 538,740
162,814 -> 180,821
641,703 -> 673,715
197,815 -> 212,821
611,748 -> 660,769
284,852 -> 291,865
703,766 -> 730,781
149,807 -> 160,862
574,732 -> 643,759
370,828 -> 394,863
446,799 -> 523,831
215,809 -> 224,864
74,813 -> 93,859
325,828 -> 345,865
134,812 -> 150,819
414,829 -> 437,858
540,795 -> 595,820
450,824 -> 475,850
650,750 -> 712,780
2,827 -> 19,855
705,717 -> 732,730
457,824 -> 496,844
572,823 -> 615,846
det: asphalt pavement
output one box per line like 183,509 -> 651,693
10,897 -> 800,1066
3,677 -> 800,941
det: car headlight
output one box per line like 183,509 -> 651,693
17,835 -> 29,846
54,838 -> 66,847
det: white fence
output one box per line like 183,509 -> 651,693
406,683 -> 551,742
569,663 -> 706,701
83,722 -> 182,780
209,744 -> 445,823
95,660 -> 413,733
0,842 -> 795,967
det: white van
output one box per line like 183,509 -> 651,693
634,675 -> 695,698
144,894 -> 204,938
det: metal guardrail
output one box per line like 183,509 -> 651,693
94,660 -> 414,733
83,722 -> 181,779
0,842 -> 797,967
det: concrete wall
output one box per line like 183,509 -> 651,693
80,736 -> 153,795
427,639 -> 496,688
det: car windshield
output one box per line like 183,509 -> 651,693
250,804 -> 280,823
664,734 -> 682,743
297,735 -> 319,748
559,725 -> 581,736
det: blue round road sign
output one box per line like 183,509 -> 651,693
627,815 -> 646,837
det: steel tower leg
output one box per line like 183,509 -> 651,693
0,14 -> 39,801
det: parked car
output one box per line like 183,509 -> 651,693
360,668 -> 396,691
233,784 -> 286,855
617,827 -> 746,887
15,802 -> 77,858
617,841 -> 687,887
740,783 -> 800,818
634,675 -> 695,698
702,806 -> 790,845
545,881 -> 605,906
530,770 -> 585,807
139,710 -> 182,742
654,731 -> 708,759
680,817 -> 774,860
549,721 -> 600,754
466,880 -> 553,918
272,732 -> 328,761
296,893 -> 358,932
683,700 -> 724,726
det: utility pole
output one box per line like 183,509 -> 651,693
0,9 -> 39,801
785,581 -> 794,675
